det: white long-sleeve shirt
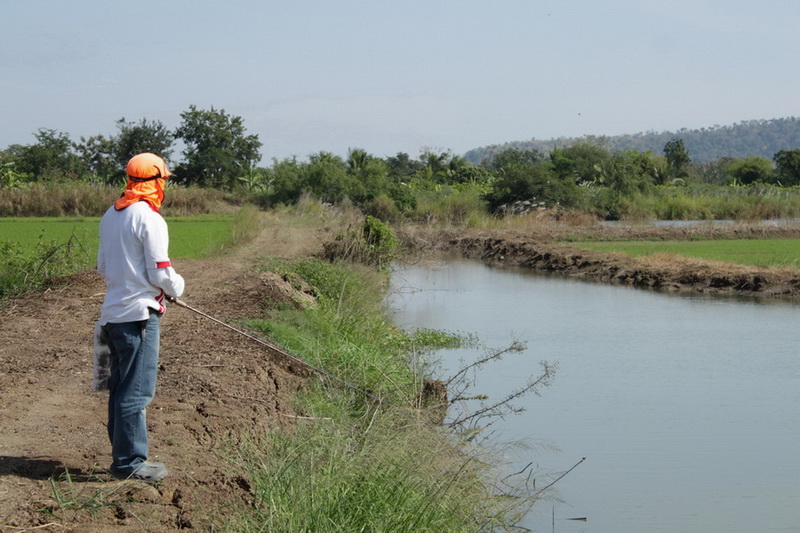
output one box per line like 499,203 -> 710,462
97,201 -> 185,324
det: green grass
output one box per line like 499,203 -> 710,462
0,214 -> 235,260
577,238 -> 800,269
222,258 -> 528,532
0,210 -> 260,299
248,258 -> 423,404
164,215 -> 238,258
228,410 -> 493,533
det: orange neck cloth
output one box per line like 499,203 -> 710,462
115,177 -> 166,212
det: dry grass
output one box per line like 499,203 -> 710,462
0,183 -> 245,217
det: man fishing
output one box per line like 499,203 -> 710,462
97,152 -> 185,483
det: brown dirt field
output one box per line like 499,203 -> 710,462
3,216 -> 800,532
0,215 -> 324,532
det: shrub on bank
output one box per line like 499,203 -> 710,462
321,215 -> 400,269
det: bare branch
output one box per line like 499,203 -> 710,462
444,341 -> 526,388
447,361 -> 556,429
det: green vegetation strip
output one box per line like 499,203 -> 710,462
222,259 -> 525,532
577,239 -> 800,269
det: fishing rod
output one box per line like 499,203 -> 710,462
166,296 -> 378,402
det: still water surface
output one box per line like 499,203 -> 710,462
388,261 -> 800,533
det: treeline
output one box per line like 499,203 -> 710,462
466,117 -> 800,164
5,107 -> 800,221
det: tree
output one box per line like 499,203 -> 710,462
386,152 -> 423,181
304,151 -> 353,203
549,142 -> 610,185
416,150 -> 452,184
174,105 -> 262,188
75,118 -> 175,184
663,138 -> 691,180
485,147 -> 545,170
728,157 -> 774,185
263,156 -> 306,205
75,134 -> 118,184
113,118 -> 174,168
443,155 -> 493,186
773,149 -> 800,186
483,148 -> 582,212
346,148 -> 389,203
346,148 -> 415,215
15,129 -> 84,180
597,151 -> 656,196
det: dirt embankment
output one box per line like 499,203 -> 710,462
0,218 -> 324,532
400,223 -> 800,299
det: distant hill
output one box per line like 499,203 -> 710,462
464,117 -> 800,164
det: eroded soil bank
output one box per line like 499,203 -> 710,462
400,223 -> 800,299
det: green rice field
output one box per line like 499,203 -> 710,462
0,215 -> 235,259
577,239 -> 800,269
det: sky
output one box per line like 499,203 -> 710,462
2,0 -> 799,163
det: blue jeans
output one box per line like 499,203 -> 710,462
103,311 -> 160,474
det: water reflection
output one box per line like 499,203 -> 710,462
388,260 -> 800,533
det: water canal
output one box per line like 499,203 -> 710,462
388,260 -> 800,533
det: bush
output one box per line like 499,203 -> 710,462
363,193 -> 402,222
321,215 -> 399,268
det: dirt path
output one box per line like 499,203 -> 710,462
0,215 -> 324,532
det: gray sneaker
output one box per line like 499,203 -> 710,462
112,461 -> 168,483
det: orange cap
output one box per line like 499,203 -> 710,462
126,153 -> 172,180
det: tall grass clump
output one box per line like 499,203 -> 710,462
229,205 -> 263,246
46,469 -> 144,522
412,186 -> 490,227
228,408 -> 516,533
0,231 -> 93,298
227,257 -> 536,531
0,183 -> 119,216
321,215 -> 400,269
613,184 -> 800,221
0,182 -> 245,217
161,185 -> 245,216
